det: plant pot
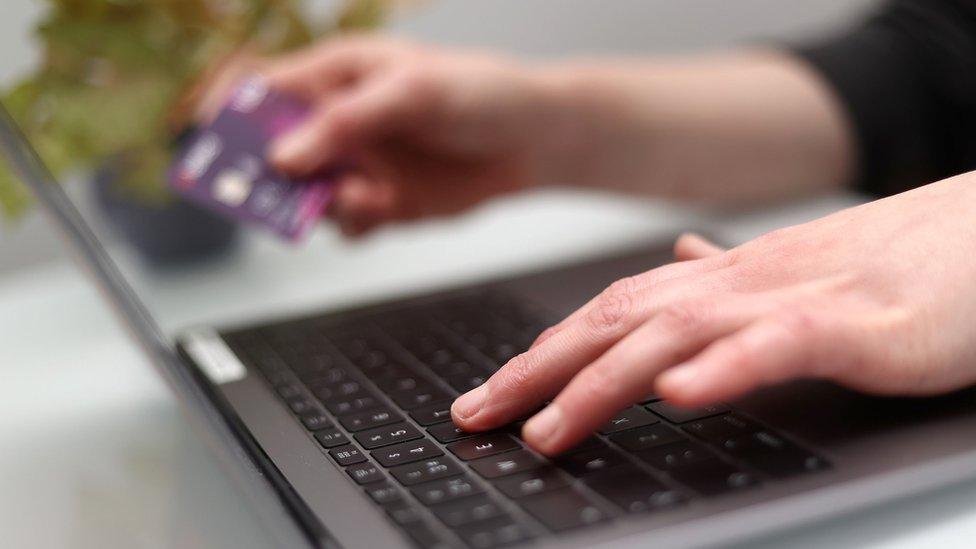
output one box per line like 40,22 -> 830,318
92,161 -> 240,268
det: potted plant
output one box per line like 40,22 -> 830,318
0,0 -> 400,266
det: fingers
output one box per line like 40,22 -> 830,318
452,266 -> 729,432
674,233 -> 726,262
270,70 -> 440,177
193,53 -> 267,124
656,311 -> 822,407
529,252 -> 732,350
522,298 -> 759,455
331,175 -> 397,237
262,36 -> 401,100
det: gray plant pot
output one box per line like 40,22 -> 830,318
92,161 -> 240,268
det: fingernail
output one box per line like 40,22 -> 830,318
524,403 -> 563,444
658,363 -> 700,392
452,385 -> 488,421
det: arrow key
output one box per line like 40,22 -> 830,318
372,437 -> 443,467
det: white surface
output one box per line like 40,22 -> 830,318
4,189 -> 976,549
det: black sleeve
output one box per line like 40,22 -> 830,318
794,0 -> 976,197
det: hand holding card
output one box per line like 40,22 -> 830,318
169,78 -> 333,241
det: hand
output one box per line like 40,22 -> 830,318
451,175 -> 976,455
262,36 -> 581,236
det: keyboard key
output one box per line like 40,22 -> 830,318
493,466 -> 569,499
365,481 -> 402,504
430,360 -> 477,378
373,438 -> 444,467
383,500 -> 424,526
391,458 -> 464,486
490,342 -> 520,365
355,423 -> 423,449
430,495 -> 504,527
325,394 -> 380,416
598,406 -> 660,434
314,428 -> 349,449
456,515 -> 531,549
721,431 -> 830,478
427,422 -> 477,443
275,382 -> 302,399
609,424 -> 685,452
410,402 -> 455,426
404,523 -> 451,549
329,445 -> 367,466
446,374 -> 487,393
585,465 -> 685,513
470,450 -> 543,479
299,411 -> 333,431
637,440 -> 714,472
346,462 -> 385,485
411,475 -> 484,505
554,447 -> 627,477
391,385 -> 451,410
447,434 -> 520,461
377,374 -> 427,392
563,436 -> 607,454
285,396 -> 317,415
312,380 -> 363,401
357,349 -> 390,371
300,365 -> 347,385
638,393 -> 661,404
683,413 -> 760,443
339,407 -> 402,432
647,401 -> 730,423
519,487 -> 607,531
667,458 -> 759,496
427,348 -> 458,368
335,337 -> 371,361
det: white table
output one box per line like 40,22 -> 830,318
4,189 -> 976,549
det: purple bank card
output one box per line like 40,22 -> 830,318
169,78 -> 333,241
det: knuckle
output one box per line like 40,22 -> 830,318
607,275 -> 640,297
396,65 -> 439,97
575,365 -> 623,403
326,105 -> 358,136
717,246 -> 742,268
657,302 -> 707,334
774,309 -> 820,343
534,325 -> 561,344
493,353 -> 543,401
586,289 -> 635,334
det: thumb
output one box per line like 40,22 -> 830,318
270,71 -> 439,177
674,232 -> 726,262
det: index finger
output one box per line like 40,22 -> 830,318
451,256 -> 731,431
262,35 -> 406,100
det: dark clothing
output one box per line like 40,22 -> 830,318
796,0 -> 976,197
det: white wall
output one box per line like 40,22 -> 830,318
0,0 -> 878,275
388,0 -> 874,57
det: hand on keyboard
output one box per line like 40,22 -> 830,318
453,176 -> 976,455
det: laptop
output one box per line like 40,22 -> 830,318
5,102 -> 976,549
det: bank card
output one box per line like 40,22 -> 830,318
169,78 -> 332,240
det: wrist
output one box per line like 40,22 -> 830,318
528,62 -> 666,191
526,64 -> 627,189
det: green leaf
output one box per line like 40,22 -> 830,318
1,0 -> 398,220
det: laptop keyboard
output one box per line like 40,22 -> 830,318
222,290 -> 830,548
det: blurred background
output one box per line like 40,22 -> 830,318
0,0 -> 877,276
